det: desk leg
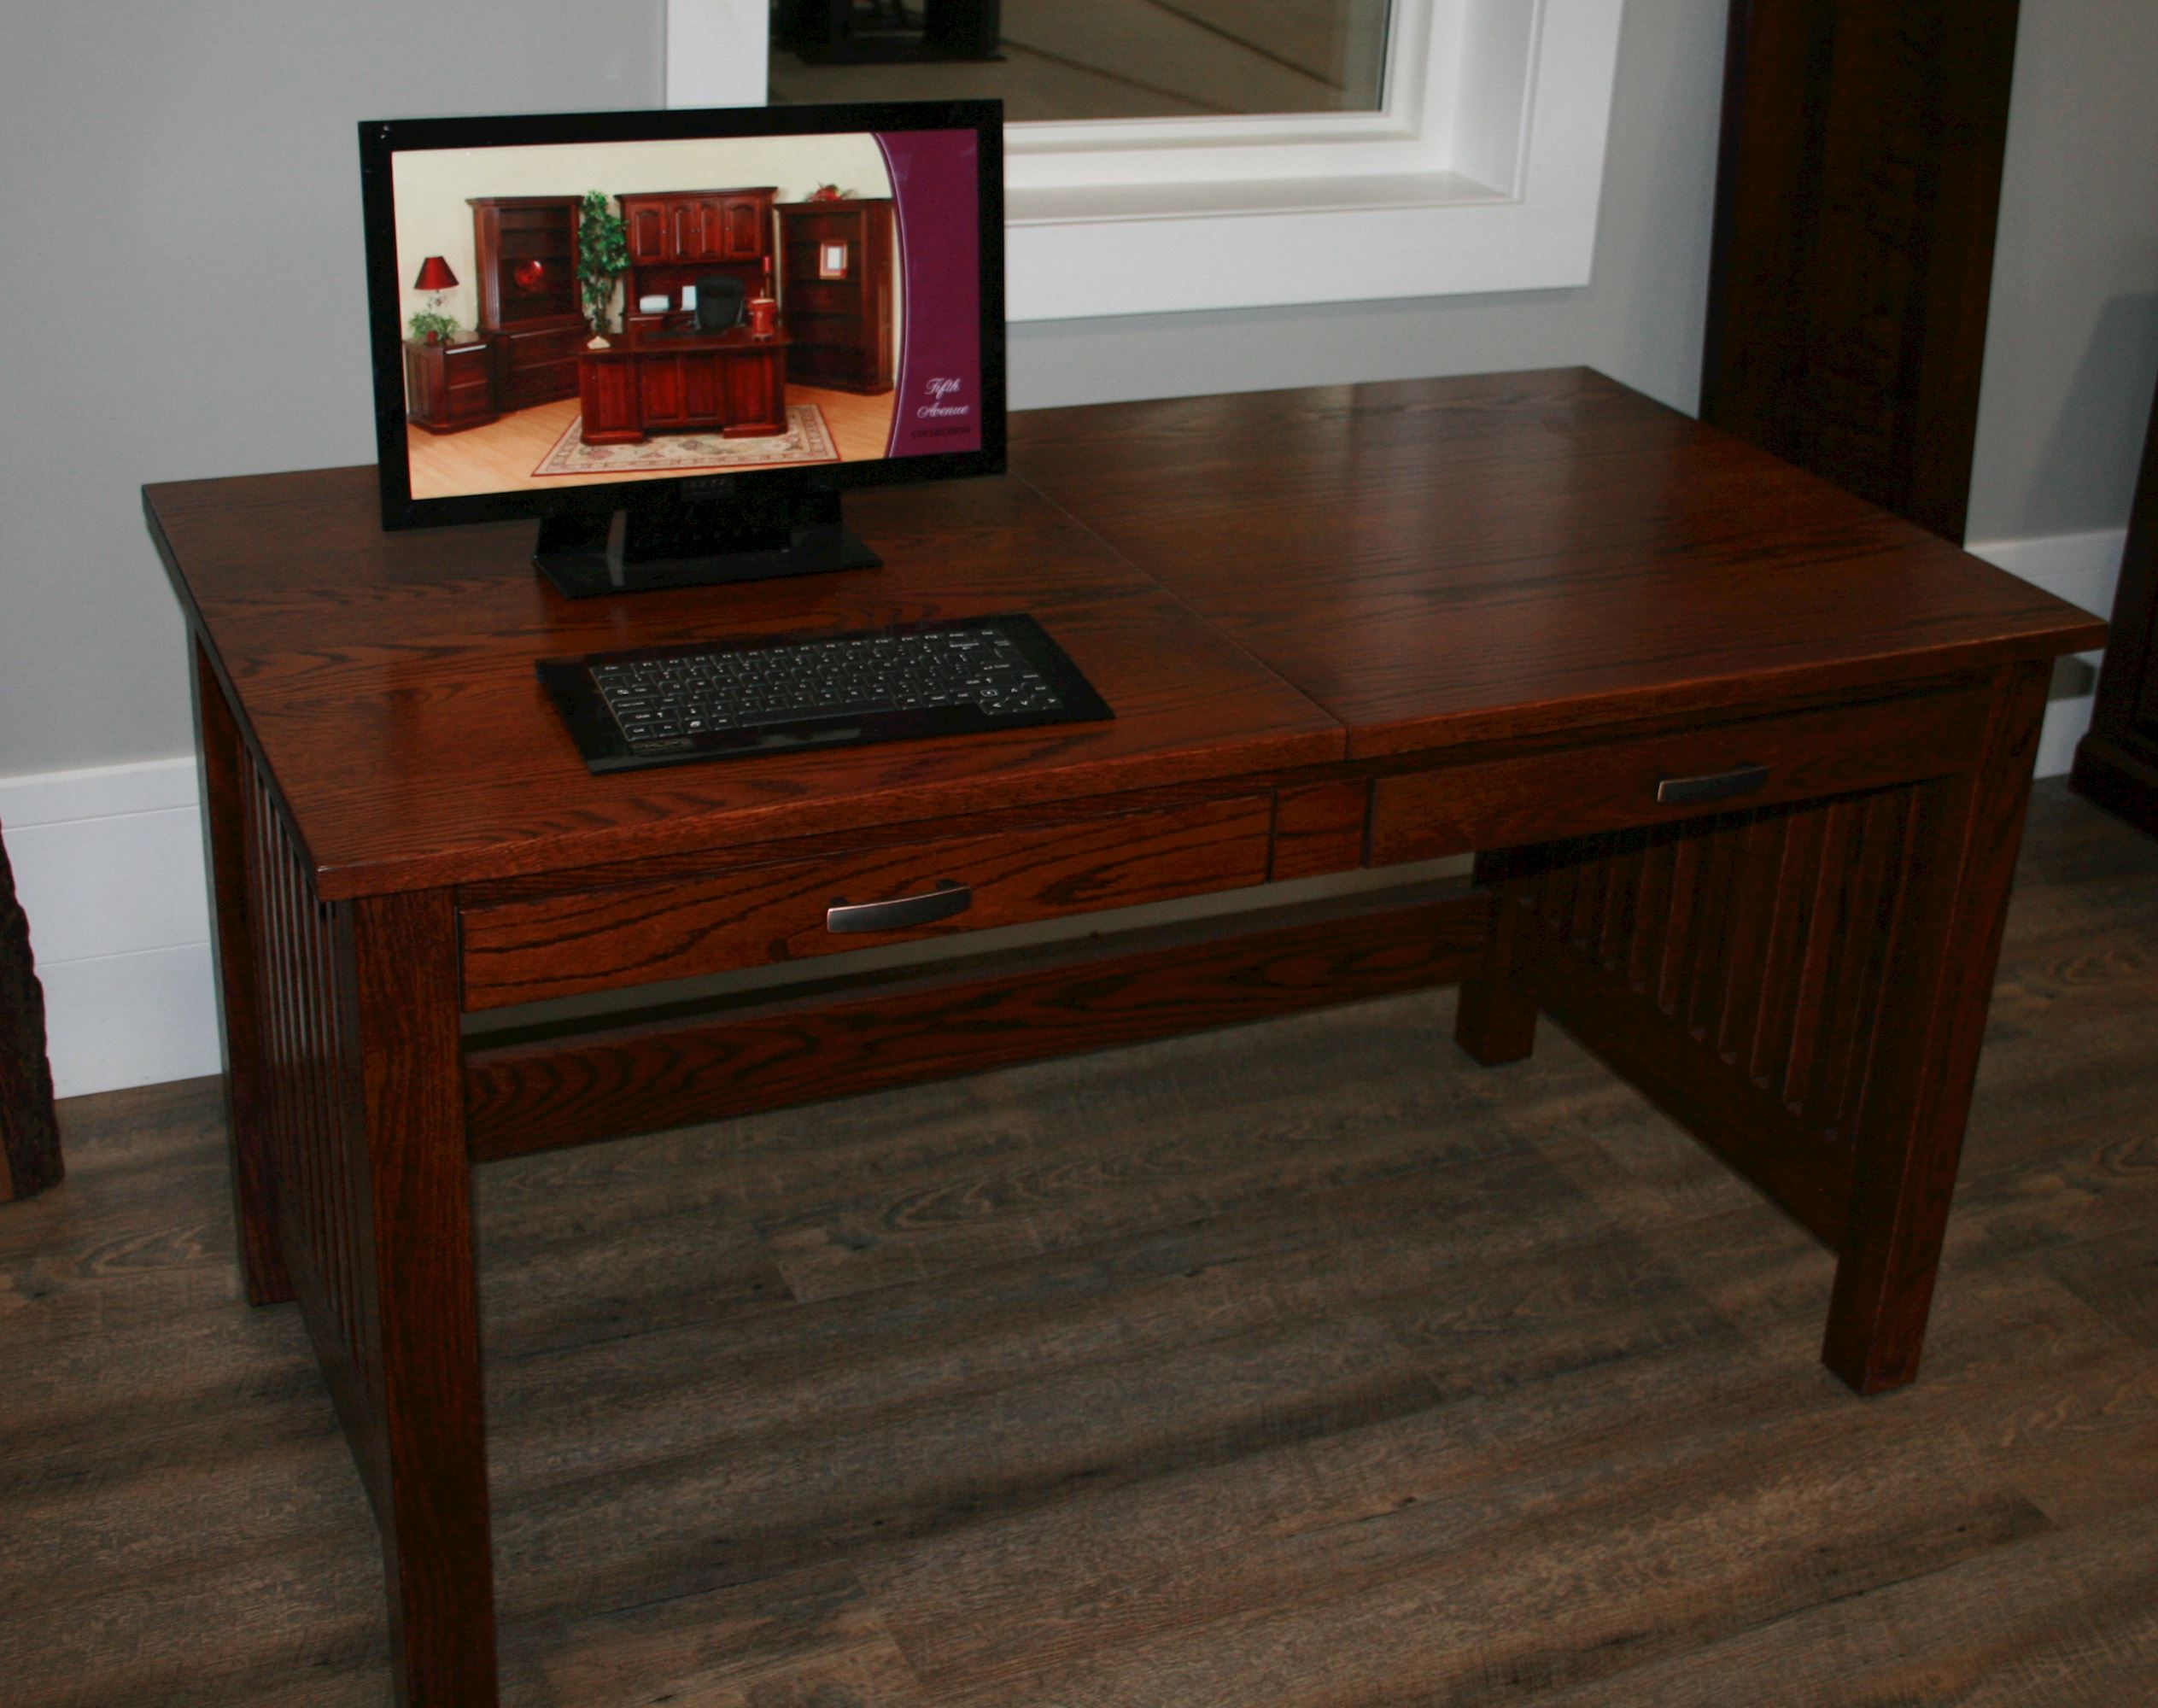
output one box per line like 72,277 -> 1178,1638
1474,664 -> 2050,1396
1455,849 -> 1541,1066
195,640 -> 290,1305
225,734 -> 498,1705
1823,662 -> 2050,1393
347,889 -> 500,1707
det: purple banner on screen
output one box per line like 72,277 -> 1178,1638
877,130 -> 983,459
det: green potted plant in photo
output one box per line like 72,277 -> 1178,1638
406,308 -> 459,344
577,190 -> 629,337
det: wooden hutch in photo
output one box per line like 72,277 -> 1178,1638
467,196 -> 589,410
617,187 -> 777,336
776,197 -> 895,394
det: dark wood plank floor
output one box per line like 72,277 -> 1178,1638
4,781 -> 2155,1706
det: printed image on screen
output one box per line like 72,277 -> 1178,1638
388,128 -> 982,500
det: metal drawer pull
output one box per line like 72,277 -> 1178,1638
826,880 -> 974,934
1656,762 -> 1770,806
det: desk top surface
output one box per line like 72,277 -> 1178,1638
589,326 -> 790,358
146,368 -> 2105,898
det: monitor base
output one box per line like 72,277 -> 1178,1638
533,488 -> 880,599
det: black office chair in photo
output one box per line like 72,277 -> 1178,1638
693,275 -> 747,332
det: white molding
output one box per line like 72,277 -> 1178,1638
1003,0 -> 1460,183
664,0 -> 1627,320
664,0 -> 768,108
1005,0 -> 1622,320
0,755 -> 201,828
0,758 -> 219,1099
3,520 -> 2115,1098
31,947 -> 221,1103
1966,529 -> 2123,782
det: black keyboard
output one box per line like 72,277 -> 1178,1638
538,613 -> 1114,773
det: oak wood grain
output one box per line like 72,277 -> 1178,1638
1269,779 -> 1369,879
192,641 -> 287,1295
1009,371 -> 2104,758
461,793 -> 1272,1010
348,888 -> 499,1707
1824,661 -> 2054,1392
1367,677 -> 1989,865
465,886 -> 1494,1162
143,470 -> 1342,900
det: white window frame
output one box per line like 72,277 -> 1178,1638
664,0 -> 1624,322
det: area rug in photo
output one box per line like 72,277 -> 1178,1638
533,403 -> 840,477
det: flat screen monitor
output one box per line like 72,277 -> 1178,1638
358,100 -> 1003,597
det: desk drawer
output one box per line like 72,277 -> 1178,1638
1370,683 -> 1991,866
461,794 -> 1273,1010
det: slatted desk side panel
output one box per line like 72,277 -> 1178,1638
1494,786 -> 1924,1249
236,753 -> 389,1511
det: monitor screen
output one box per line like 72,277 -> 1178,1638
358,101 -> 1003,593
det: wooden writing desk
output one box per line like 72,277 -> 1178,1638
145,370 -> 2104,1706
576,325 -> 791,443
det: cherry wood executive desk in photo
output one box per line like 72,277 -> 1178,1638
576,325 -> 792,444
145,370 -> 2106,1707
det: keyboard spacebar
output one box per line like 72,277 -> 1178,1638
734,699 -> 898,727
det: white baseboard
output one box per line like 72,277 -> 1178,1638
0,757 -> 219,1099
1966,529 -> 2123,781
0,529 -> 2126,1100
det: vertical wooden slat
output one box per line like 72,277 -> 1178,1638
1806,791 -> 1909,1138
1657,834 -> 1705,1015
1543,849 -> 1580,938
1831,789 -> 1918,1141
1681,817 -> 1740,1038
196,641 -> 291,1304
1783,798 -> 1857,1107
1716,812 -> 1791,1065
1568,834 -> 1610,950
254,774 -> 304,1295
301,888 -> 351,1354
1749,804 -> 1828,1086
1598,828 -> 1646,972
1629,830 -> 1678,996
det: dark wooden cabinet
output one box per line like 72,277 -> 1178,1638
617,188 -> 776,329
468,196 -> 589,412
2072,377 -> 2158,834
777,197 -> 894,395
0,822 -> 61,1202
402,336 -> 498,435
1701,0 -> 2021,542
625,198 -> 670,264
488,321 -> 591,412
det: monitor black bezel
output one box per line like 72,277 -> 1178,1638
358,99 -> 1006,533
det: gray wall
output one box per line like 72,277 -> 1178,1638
1967,0 -> 2158,544
0,1 -> 664,778
3,0 -> 2150,782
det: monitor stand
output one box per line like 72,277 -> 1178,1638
532,487 -> 880,599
